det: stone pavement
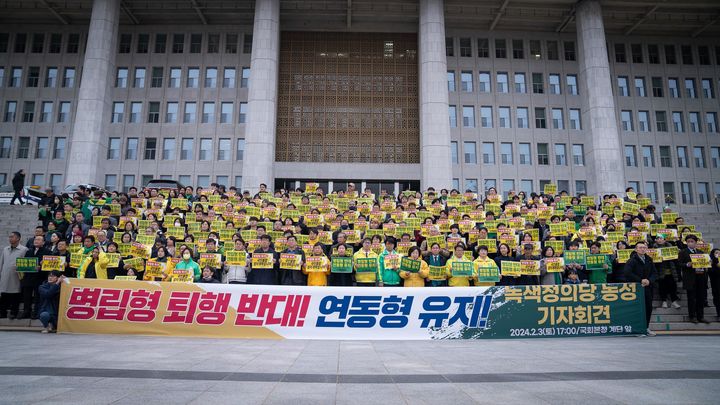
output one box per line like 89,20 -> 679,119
0,332 -> 718,404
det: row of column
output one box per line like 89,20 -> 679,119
66,0 -> 624,196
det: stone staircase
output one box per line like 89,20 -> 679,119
0,205 -> 42,244
650,283 -> 720,332
679,212 -> 720,247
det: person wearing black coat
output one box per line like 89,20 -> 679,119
247,235 -> 278,285
623,241 -> 657,335
677,235 -> 710,324
10,169 -> 25,205
21,235 -> 51,319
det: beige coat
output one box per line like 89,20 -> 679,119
0,244 -> 29,293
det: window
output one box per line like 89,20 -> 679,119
574,180 -> 587,195
31,174 -> 44,187
133,67 -> 145,88
547,40 -> 559,60
614,43 -> 626,63
223,67 -> 236,88
66,33 -> 79,53
668,78 -> 680,97
49,34 -> 61,53
495,39 -> 506,58
205,67 -> 217,88
169,68 -> 181,88
548,74 -> 560,94
0,137 -> 11,159
451,142 -> 458,164
681,182 -> 693,204
698,183 -> 709,204
711,147 -> 720,168
693,147 -> 706,168
122,175 -> 135,193
478,72 -> 490,92
701,79 -> 714,98
512,39 -> 524,59
225,34 -> 238,53
706,112 -> 718,133
207,34 -> 220,53
243,34 -> 253,53
519,143 -> 531,165
685,79 -> 696,98
147,102 -> 160,123
239,102 -> 248,124
689,112 -> 701,133
17,137 -> 29,158
555,144 -> 567,166
659,146 -> 672,167
27,66 -> 39,87
496,72 -> 508,93
184,102 -> 196,123
4,101 -> 17,122
40,101 -> 53,123
241,67 -> 250,88
532,73 -> 544,94
664,45 -> 676,64
137,34 -> 149,53
459,38 -> 471,57
642,146 -> 654,167
460,71 -> 472,92
663,182 -> 676,204
648,45 -> 660,64
537,143 -> 549,165
107,138 -> 120,159
698,46 -> 710,65
35,137 -> 48,159
481,142 -> 494,164
49,174 -> 62,192
638,111 -> 650,132
501,143 -> 513,165
202,102 -> 215,123
552,108 -> 563,129
634,77 -> 646,97
57,102 -> 70,123
196,175 -> 210,188
42,67 -> 56,89
569,109 -> 581,130
22,101 -> 35,122
129,102 -> 142,123
462,106 -> 474,128
480,106 -> 492,128
187,68 -> 199,88
154,34 -> 167,53
631,44 -> 643,63
514,73 -> 526,93
446,71 -> 456,92
236,138 -> 245,160
677,146 -> 688,168
62,67 -> 75,88
530,40 -> 541,59
625,146 -> 637,167
498,107 -> 511,128
516,107 -> 529,128
112,102 -> 124,123
181,138 -> 194,160
645,182 -> 657,203
125,138 -> 138,160
220,102 -> 233,123
464,141 -> 477,164
445,37 -> 454,57
564,41 -> 575,61
534,108 -> 546,129
190,34 -> 202,53
477,38 -> 489,57
217,138 -> 231,160
566,75 -> 578,95
162,138 -> 175,160
151,67 -> 163,87
448,105 -> 457,127
465,179 -> 478,193
621,110 -> 634,131
681,45 -> 693,65
116,67 -> 127,88
617,76 -> 629,96
199,138 -> 212,160
672,112 -> 684,132
166,102 -> 178,123
502,180 -> 515,200
655,111 -> 668,132
484,179 -> 496,193
144,138 -> 157,159
118,34 -> 131,53
572,144 -> 584,166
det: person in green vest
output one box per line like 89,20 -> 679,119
174,247 -> 201,281
378,236 -> 401,286
588,242 -> 610,284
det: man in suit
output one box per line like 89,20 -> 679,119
624,241 -> 657,336
424,242 -> 448,287
678,235 -> 710,324
21,235 -> 51,319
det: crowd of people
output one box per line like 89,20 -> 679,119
0,181 -> 718,336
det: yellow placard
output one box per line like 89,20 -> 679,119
251,253 -> 274,269
280,253 -> 302,270
225,250 -> 247,266
305,256 -> 327,273
41,256 -> 65,271
544,257 -> 565,273
690,254 -> 711,269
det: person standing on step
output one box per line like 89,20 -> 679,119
624,241 -> 658,336
653,235 -> 681,310
0,232 -> 29,319
678,235 -> 710,324
709,249 -> 720,322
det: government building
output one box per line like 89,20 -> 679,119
0,0 -> 718,212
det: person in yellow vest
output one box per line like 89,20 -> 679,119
353,238 -> 379,286
303,243 -> 330,286
400,246 -> 429,287
473,245 -> 500,287
77,247 -> 110,279
445,243 -> 477,287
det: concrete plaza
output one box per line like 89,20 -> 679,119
0,332 -> 718,404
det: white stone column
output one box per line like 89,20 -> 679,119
576,0 -> 625,196
66,0 -> 120,186
419,0 -> 453,191
242,0 -> 280,194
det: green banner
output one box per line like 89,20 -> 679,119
331,256 -> 353,273
16,257 -> 38,273
451,261 -> 473,277
563,250 -> 587,265
586,254 -> 608,270
400,257 -> 422,273
476,265 -> 500,282
356,257 -> 378,273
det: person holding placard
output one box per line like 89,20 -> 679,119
446,243 -> 477,287
104,242 -> 124,279
302,243 -> 330,286
678,235 -> 710,324
473,245 -> 500,286
653,235 -> 681,309
330,241 -> 354,287
539,246 -> 562,285
424,242 -> 448,287
145,246 -> 171,281
77,247 -> 110,280
353,238 -> 379,287
20,235 -> 50,319
494,243 -> 517,286
610,241 -> 630,283
280,235 -> 306,286
587,242 -> 610,285
378,237 -> 401,287
248,234 -> 278,285
173,247 -> 201,282
399,247 -> 429,287
225,239 -> 249,284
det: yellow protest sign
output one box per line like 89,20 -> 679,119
305,256 -> 327,273
520,260 -> 540,275
280,253 -> 302,270
114,276 -> 137,281
199,253 -> 222,268
543,184 -> 557,195
225,250 -> 247,266
501,261 -> 521,277
544,257 -> 565,273
41,256 -> 65,271
617,249 -> 633,263
105,253 -> 121,268
143,261 -> 166,280
428,265 -> 446,281
251,253 -> 274,269
690,254 -> 711,269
